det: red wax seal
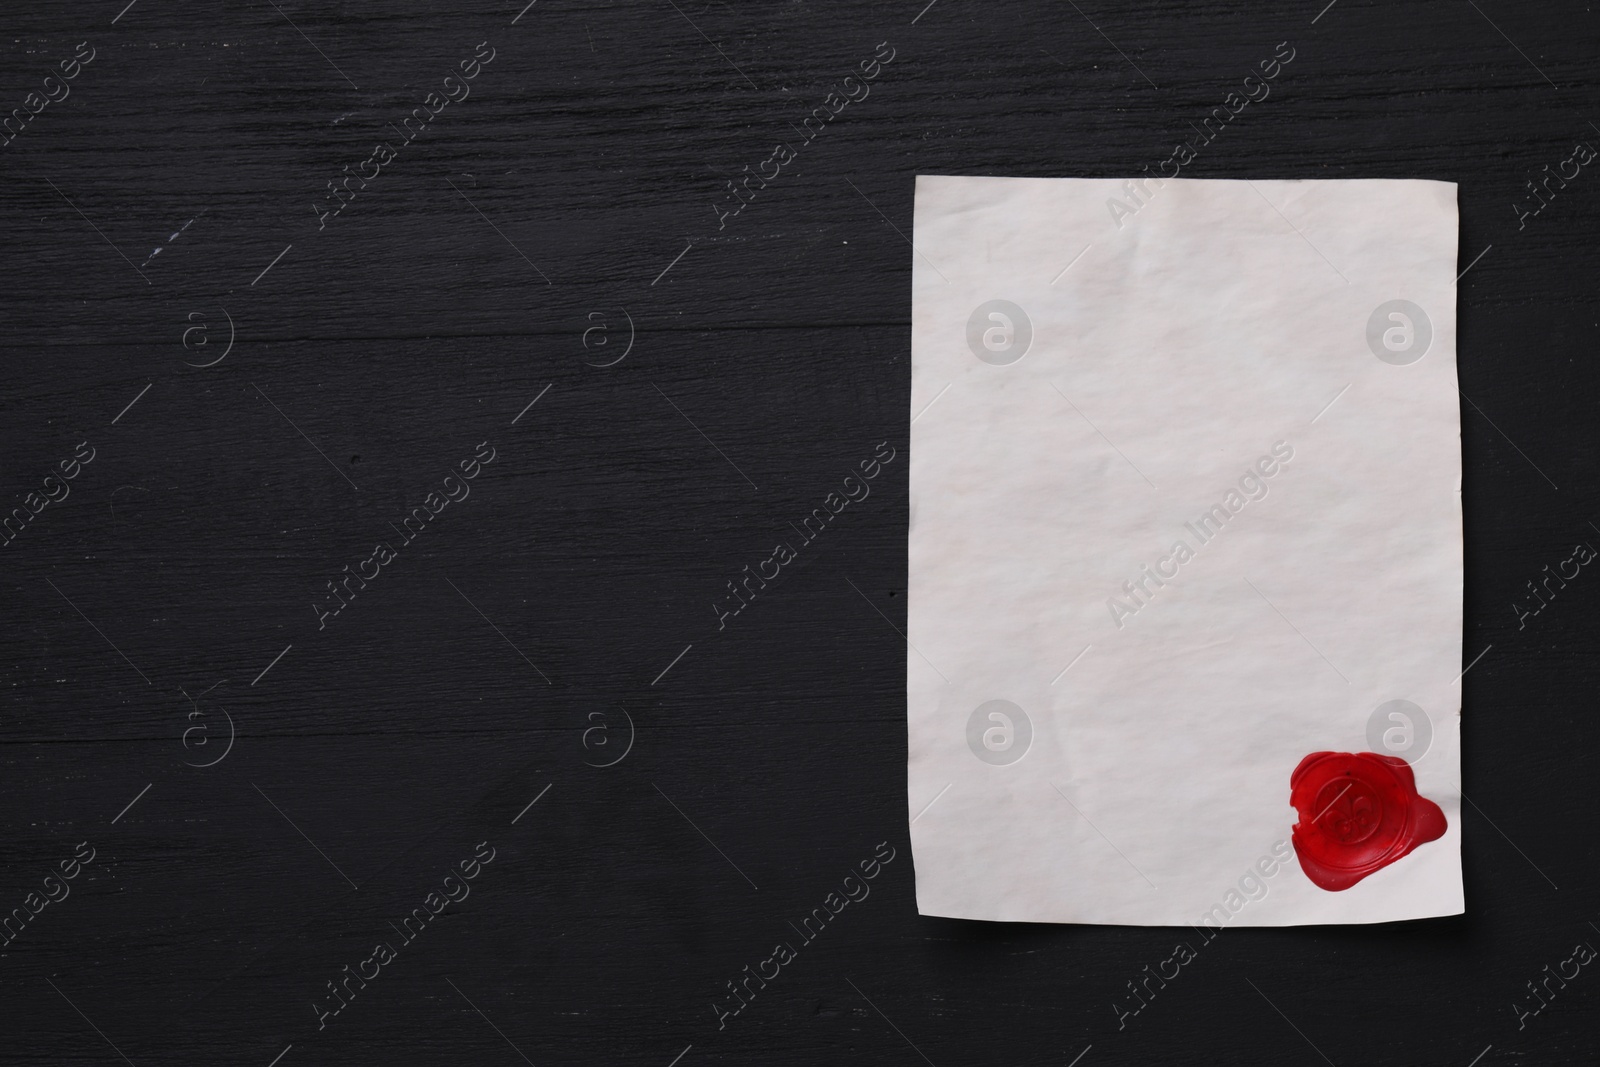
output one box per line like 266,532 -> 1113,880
1289,751 -> 1446,891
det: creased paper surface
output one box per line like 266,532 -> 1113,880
908,176 -> 1462,926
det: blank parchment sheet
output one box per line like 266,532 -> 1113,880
907,176 -> 1463,926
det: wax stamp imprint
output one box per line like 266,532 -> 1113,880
1289,751 -> 1446,891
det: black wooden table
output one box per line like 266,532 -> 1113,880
2,2 -> 1596,1065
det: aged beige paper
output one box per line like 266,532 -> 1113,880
908,176 -> 1462,925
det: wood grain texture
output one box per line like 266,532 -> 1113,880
1,0 -> 1597,1064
